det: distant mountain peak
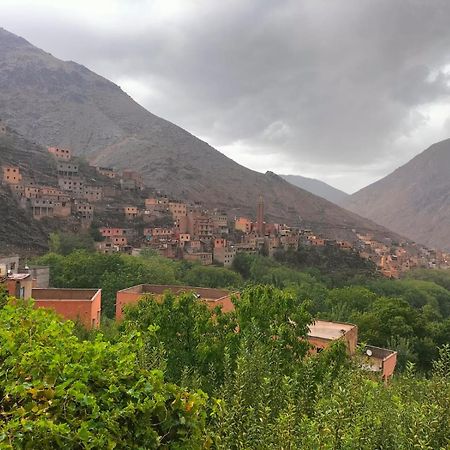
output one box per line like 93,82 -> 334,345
280,174 -> 349,205
343,138 -> 450,249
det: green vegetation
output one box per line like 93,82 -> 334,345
32,251 -> 450,372
1,286 -> 449,449
0,299 -> 207,448
49,232 -> 95,255
33,250 -> 242,318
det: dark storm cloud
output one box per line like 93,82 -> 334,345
2,0 -> 450,191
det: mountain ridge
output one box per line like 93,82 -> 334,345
280,174 -> 349,204
343,138 -> 450,249
0,27 -> 403,243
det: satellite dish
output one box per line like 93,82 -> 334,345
366,349 -> 373,357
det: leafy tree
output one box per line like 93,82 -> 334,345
122,291 -> 238,392
0,299 -> 208,448
49,232 -> 95,255
182,264 -> 243,289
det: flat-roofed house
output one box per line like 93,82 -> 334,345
361,345 -> 398,380
116,284 -> 235,319
307,320 -> 358,355
32,288 -> 101,328
48,146 -> 71,160
2,166 -> 22,184
1,273 -> 33,299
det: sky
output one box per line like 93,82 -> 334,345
1,0 -> 450,193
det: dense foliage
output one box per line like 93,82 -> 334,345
2,285 -> 449,448
0,299 -> 207,448
33,250 -> 242,318
32,251 -> 450,372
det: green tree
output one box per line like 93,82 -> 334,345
0,299 -> 208,448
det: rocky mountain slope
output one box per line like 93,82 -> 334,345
0,27 -> 399,242
343,138 -> 450,249
280,174 -> 349,204
0,126 -> 54,254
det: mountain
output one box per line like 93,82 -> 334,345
343,138 -> 450,249
280,174 -> 349,204
0,126 -> 53,254
0,27 -> 399,243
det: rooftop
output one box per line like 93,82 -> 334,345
32,288 -> 100,301
118,284 -> 232,302
308,320 -> 356,341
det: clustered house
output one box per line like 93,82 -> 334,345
1,141 -> 448,277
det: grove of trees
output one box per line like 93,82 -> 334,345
1,285 -> 449,448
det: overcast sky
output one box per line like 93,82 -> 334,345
1,0 -> 450,193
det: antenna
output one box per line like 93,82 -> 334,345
366,349 -> 373,357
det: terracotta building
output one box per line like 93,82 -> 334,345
116,284 -> 235,319
48,146 -> 72,160
2,166 -> 22,184
307,320 -> 358,355
168,201 -> 187,220
2,273 -> 33,299
24,185 -> 41,199
235,217 -> 252,233
361,345 -> 397,380
100,227 -> 126,237
124,206 -> 139,220
32,288 -> 101,328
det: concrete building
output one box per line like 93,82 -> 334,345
76,203 -> 94,223
0,255 -> 19,275
57,162 -> 79,177
30,198 -> 55,219
307,320 -> 358,355
83,185 -> 103,202
32,288 -> 102,328
48,146 -> 72,160
213,246 -> 236,267
28,266 -> 50,288
184,252 -> 213,265
116,284 -> 235,319
361,345 -> 398,380
96,167 -> 116,178
2,273 -> 33,299
58,177 -> 84,196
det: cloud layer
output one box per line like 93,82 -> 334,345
1,0 -> 450,192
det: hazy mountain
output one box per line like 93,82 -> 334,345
0,27 -> 399,242
343,138 -> 450,249
280,174 -> 349,204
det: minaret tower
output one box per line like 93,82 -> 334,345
256,195 -> 265,236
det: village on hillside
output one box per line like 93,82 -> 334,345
2,144 -> 449,279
